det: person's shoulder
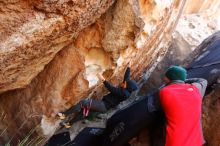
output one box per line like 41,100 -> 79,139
160,84 -> 176,93
122,88 -> 131,97
160,84 -> 173,89
160,86 -> 169,93
159,87 -> 170,100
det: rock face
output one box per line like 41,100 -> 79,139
203,86 -> 220,146
0,0 -> 186,144
184,0 -> 220,14
0,0 -> 115,93
0,0 -> 219,145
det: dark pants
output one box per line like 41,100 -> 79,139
61,99 -> 108,125
63,99 -> 108,116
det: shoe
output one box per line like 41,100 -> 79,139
96,113 -> 107,119
57,113 -> 66,120
60,121 -> 71,129
64,123 -> 71,129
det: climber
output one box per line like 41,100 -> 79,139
57,67 -> 139,128
159,65 -> 207,146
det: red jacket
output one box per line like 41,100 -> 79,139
160,83 -> 204,146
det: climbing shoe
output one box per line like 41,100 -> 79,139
57,113 -> 66,120
60,121 -> 71,129
96,113 -> 107,119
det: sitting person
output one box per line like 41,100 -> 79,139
57,67 -> 139,128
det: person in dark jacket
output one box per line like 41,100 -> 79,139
98,68 -> 138,111
58,67 -> 138,128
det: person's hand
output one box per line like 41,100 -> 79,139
97,73 -> 105,82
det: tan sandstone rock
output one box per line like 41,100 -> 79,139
0,0 -> 115,93
0,0 -> 192,145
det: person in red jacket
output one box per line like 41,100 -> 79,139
160,65 -> 207,146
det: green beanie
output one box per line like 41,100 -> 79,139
165,66 -> 187,81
